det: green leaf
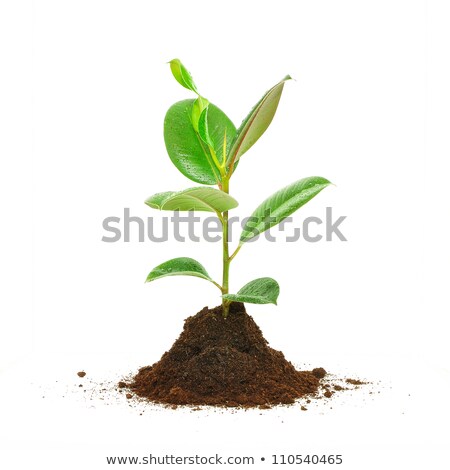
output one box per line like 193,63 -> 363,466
240,176 -> 332,243
222,277 -> 280,305
146,257 -> 216,285
144,191 -> 174,209
191,96 -> 209,132
227,75 -> 291,168
168,59 -> 198,93
164,99 -> 236,185
145,187 -> 238,213
204,103 -> 237,166
198,106 -> 213,147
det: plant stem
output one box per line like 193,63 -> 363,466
229,244 -> 242,263
221,176 -> 231,318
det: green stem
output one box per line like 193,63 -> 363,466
197,137 -> 221,185
221,177 -> 231,318
229,244 -> 242,263
211,279 -> 224,292
208,145 -> 225,177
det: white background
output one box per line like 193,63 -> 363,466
1,1 -> 449,469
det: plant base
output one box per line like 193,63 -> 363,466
129,302 -> 326,408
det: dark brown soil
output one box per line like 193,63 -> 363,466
346,378 -> 367,386
128,303 -> 326,408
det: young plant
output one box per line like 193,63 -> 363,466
145,59 -> 332,318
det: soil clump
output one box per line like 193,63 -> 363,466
129,303 -> 326,408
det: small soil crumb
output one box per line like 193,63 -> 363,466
324,390 -> 333,398
346,378 -> 366,386
126,393 -> 133,399
77,371 -> 86,378
78,384 -> 83,388
301,406 -> 307,411
130,303 -> 326,408
334,385 -> 345,391
118,381 -> 127,389
311,367 -> 327,379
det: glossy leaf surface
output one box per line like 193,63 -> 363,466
198,107 -> 213,147
164,99 -> 236,185
222,277 -> 280,305
146,257 -> 214,283
191,96 -> 209,132
240,176 -> 331,243
227,76 -> 291,167
145,187 -> 238,213
168,59 -> 198,93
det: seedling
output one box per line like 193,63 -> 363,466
145,59 -> 332,317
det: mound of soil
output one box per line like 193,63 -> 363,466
129,303 -> 326,408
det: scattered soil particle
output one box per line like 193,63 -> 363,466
77,371 -> 86,378
324,390 -> 333,398
118,381 -> 127,389
126,393 -> 133,399
301,406 -> 307,411
129,303 -> 326,408
346,378 -> 367,385
334,385 -> 345,391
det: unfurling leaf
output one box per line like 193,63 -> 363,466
191,96 -> 209,132
146,257 -> 216,284
204,103 -> 237,165
227,75 -> 291,168
240,176 -> 332,243
145,187 -> 238,213
198,107 -> 213,147
168,59 -> 198,93
164,100 -> 236,185
222,277 -> 280,305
